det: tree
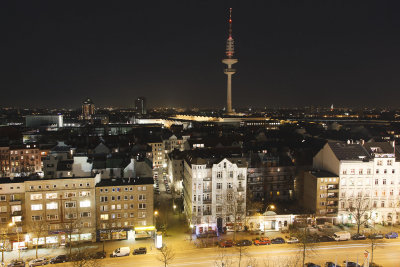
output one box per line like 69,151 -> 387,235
28,220 -> 49,259
291,226 -> 317,266
223,187 -> 246,241
346,195 -> 373,235
367,231 -> 385,265
156,244 -> 175,267
214,248 -> 234,267
70,248 -> 102,267
236,245 -> 249,267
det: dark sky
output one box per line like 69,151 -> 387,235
2,1 -> 400,109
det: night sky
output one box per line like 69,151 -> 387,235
2,1 -> 400,109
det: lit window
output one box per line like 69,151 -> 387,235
46,202 -> 58,210
80,200 -> 91,208
31,204 -> 43,211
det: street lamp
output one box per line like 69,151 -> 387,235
266,204 -> 275,212
8,222 -> 20,260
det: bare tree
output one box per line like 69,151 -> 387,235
214,248 -> 234,267
70,248 -> 102,267
346,195 -> 373,235
262,256 -> 301,267
223,187 -> 246,241
156,244 -> 175,267
236,245 -> 249,267
291,226 -> 317,267
28,220 -> 49,259
368,231 -> 385,265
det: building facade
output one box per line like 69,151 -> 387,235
95,178 -> 154,241
313,141 -> 400,225
183,156 -> 247,234
303,170 -> 339,220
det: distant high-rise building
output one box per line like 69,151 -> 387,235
222,8 -> 238,115
81,98 -> 95,120
135,97 -> 147,115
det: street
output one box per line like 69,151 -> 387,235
49,239 -> 400,267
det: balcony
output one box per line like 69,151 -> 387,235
238,175 -> 245,180
203,211 -> 212,216
203,198 -> 212,204
203,177 -> 211,181
10,200 -> 22,204
203,188 -> 212,193
12,211 -> 22,216
237,186 -> 245,192
327,209 -> 338,215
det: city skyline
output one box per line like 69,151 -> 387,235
3,2 -> 400,109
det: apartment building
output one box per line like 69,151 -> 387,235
24,175 -> 99,245
183,151 -> 247,235
0,146 -> 10,177
95,177 -> 154,241
303,170 -> 339,220
9,144 -> 41,176
313,141 -> 400,224
148,139 -> 164,168
0,178 -> 26,250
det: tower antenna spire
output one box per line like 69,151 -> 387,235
229,8 -> 233,38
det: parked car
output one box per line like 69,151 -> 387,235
316,235 -> 335,242
110,247 -> 130,257
325,262 -> 341,267
271,237 -> 285,244
7,260 -> 25,267
332,231 -> 351,241
236,239 -> 252,246
343,262 -> 361,267
286,237 -> 299,244
351,233 -> 366,240
219,240 -> 234,248
90,251 -> 106,259
385,231 -> 398,239
304,263 -> 321,267
29,258 -> 49,267
50,255 -> 68,264
133,247 -> 147,255
253,237 -> 271,245
368,233 -> 384,239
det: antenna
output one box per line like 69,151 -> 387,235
229,8 -> 232,38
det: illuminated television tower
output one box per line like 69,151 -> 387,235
222,8 -> 238,115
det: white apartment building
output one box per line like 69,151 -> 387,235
313,141 -> 400,225
183,155 -> 247,235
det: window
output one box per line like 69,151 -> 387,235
79,191 -> 90,197
124,196 -> 128,201
30,194 -> 42,200
111,196 -> 115,201
46,202 -> 58,210
80,200 -> 91,207
81,212 -> 91,218
111,205 -> 115,210
100,214 -> 109,220
359,169 -> 363,174
342,170 -> 347,175
375,179 -> 379,185
117,204 -> 121,210
31,204 -> 43,211
377,160 -> 383,166
46,193 -> 57,199
124,204 -> 128,209
65,192 -> 76,198
350,169 -> 355,174
32,215 -> 42,221
227,183 -> 233,189
376,169 -> 379,174
130,213 -> 134,218
367,169 -> 371,174
100,196 -> 108,202
383,179 -> 386,185
381,201 -> 385,208
65,202 -> 76,208
100,205 -> 108,211
139,195 -> 146,201
47,214 -> 58,220
217,172 -> 222,178
142,186 -> 146,191
0,206 -> 6,213
216,183 -> 222,190
387,160 -> 393,166
138,203 -> 146,209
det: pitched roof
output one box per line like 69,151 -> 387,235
327,142 -> 370,161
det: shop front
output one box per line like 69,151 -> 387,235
97,228 -> 132,241
134,226 -> 155,240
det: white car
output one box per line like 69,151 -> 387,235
29,257 -> 48,267
286,237 -> 299,244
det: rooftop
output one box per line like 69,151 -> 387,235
96,177 -> 153,187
